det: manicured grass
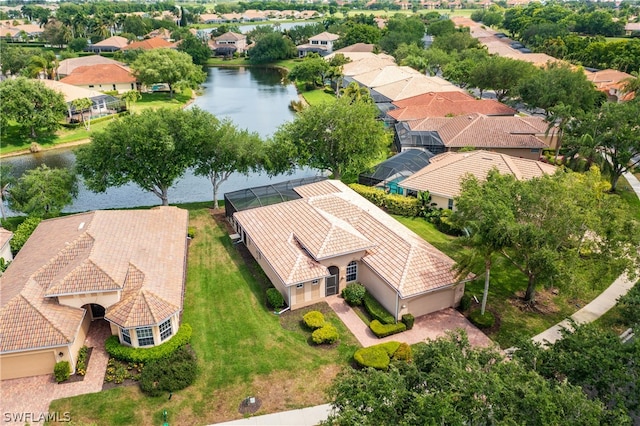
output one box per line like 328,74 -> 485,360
614,175 -> 640,221
49,208 -> 359,425
301,89 -> 335,105
128,89 -> 193,114
393,215 -> 626,348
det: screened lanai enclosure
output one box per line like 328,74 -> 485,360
358,149 -> 433,194
224,176 -> 327,218
395,121 -> 447,154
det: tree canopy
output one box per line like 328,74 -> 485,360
76,108 -> 208,206
0,77 -> 67,139
177,33 -> 212,66
130,48 -> 206,97
7,165 -> 78,217
268,97 -> 389,179
247,31 -> 296,64
287,54 -> 331,88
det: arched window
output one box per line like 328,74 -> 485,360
346,261 -> 357,282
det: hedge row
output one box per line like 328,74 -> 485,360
369,320 -> 407,338
353,341 -> 403,370
364,292 -> 395,325
348,183 -> 420,217
106,323 -> 192,363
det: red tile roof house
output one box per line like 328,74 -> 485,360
120,36 -> 176,51
59,63 -> 138,94
231,180 -> 468,321
0,207 -> 188,380
394,113 -> 555,160
399,150 -> 556,209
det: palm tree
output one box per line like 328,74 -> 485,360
620,69 -> 640,99
72,98 -> 93,130
339,81 -> 371,103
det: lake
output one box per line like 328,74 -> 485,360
1,67 -> 321,214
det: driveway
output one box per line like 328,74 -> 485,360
0,320 -> 110,426
326,295 -> 493,348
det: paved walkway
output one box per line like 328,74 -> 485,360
0,320 -> 110,426
211,404 -> 333,426
326,295 -> 493,348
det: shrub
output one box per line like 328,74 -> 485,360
401,313 -> 415,330
392,342 -> 412,362
369,320 -> 406,338
617,282 -> 640,327
429,209 -> 463,236
76,346 -> 89,376
312,324 -> 339,344
469,309 -> 495,329
187,226 -> 196,239
459,294 -> 472,312
10,216 -> 42,254
363,292 -> 395,325
303,311 -> 325,330
54,361 -> 70,383
348,183 -> 420,217
105,323 -> 192,363
266,288 -> 285,310
323,85 -> 334,94
353,341 -> 401,369
140,346 -> 198,397
342,282 -> 366,306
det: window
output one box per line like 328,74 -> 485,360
530,148 -> 540,153
296,283 -> 304,289
136,327 -> 154,346
112,84 -> 116,91
159,319 -> 173,341
321,41 -> 328,45
311,40 -> 318,44
346,261 -> 357,282
312,280 -> 319,285
448,199 -> 454,210
88,85 -> 94,88
121,328 -> 131,344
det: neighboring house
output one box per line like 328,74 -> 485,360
399,150 -> 556,209
350,65 -> 422,88
200,13 -> 223,24
297,31 -> 340,57
387,91 -> 517,122
369,75 -> 466,103
57,55 -> 126,78
59,63 -> 137,94
358,149 -> 434,194
145,28 -> 172,41
120,36 -> 175,51
86,35 -> 129,53
242,10 -> 267,21
0,207 -> 189,380
625,22 -> 640,35
395,113 -> 553,159
0,22 -> 42,41
0,227 -> 13,264
231,180 -> 467,320
210,31 -> 248,55
338,55 -> 397,79
585,68 -> 635,102
39,79 -> 126,122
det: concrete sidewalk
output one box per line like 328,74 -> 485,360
210,404 -> 333,426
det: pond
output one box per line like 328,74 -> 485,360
1,67 -> 320,214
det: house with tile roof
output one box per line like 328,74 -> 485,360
585,69 -> 635,102
370,74 -> 466,103
395,113 -> 554,159
210,31 -> 248,55
297,31 -> 340,57
59,63 -> 138,94
39,79 -> 126,122
0,228 -> 13,265
399,150 -> 556,209
0,207 -> 188,380
56,55 -> 126,78
232,180 -> 467,319
87,35 -> 129,53
121,36 -> 175,51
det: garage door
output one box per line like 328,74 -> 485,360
408,289 -> 454,318
0,350 -> 57,380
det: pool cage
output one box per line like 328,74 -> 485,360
224,176 -> 327,218
394,121 -> 446,155
358,150 -> 434,194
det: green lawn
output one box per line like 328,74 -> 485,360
615,175 -> 640,221
301,88 -> 336,105
393,215 -> 627,348
49,208 -> 359,426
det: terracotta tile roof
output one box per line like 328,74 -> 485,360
0,207 -> 188,352
215,31 -> 246,42
400,150 -> 556,198
372,75 -> 465,101
0,227 -> 13,250
59,64 -> 136,85
57,56 -> 125,76
121,37 -> 175,50
339,56 -> 397,76
585,69 -> 633,89
388,92 -> 515,120
234,181 -> 460,296
92,35 -> 129,49
408,113 -> 549,148
353,65 -> 422,87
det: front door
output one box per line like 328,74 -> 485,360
326,266 -> 339,296
90,304 -> 105,320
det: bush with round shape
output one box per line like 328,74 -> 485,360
140,346 -> 198,396
266,288 -> 285,310
105,323 -> 192,363
54,361 -> 70,383
342,282 -> 366,306
303,310 -> 325,330
312,323 -> 339,345
469,309 -> 495,329
353,341 -> 401,369
459,294 -> 472,312
401,313 -> 415,330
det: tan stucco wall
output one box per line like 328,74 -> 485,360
243,233 -> 291,305
58,291 -> 121,310
79,82 -> 136,94
406,284 -> 465,317
358,263 -> 400,320
319,252 -> 366,294
67,312 -> 91,374
429,194 -> 452,210
289,278 -> 326,310
0,241 -> 12,262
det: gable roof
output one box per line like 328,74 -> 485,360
234,181 -> 461,297
406,113 -> 549,148
59,64 -> 136,85
39,79 -> 110,103
339,56 -> 397,76
57,55 -> 125,76
121,37 -> 175,50
399,150 -> 556,198
372,75 -> 465,101
215,31 -> 246,41
309,31 -> 340,42
585,68 -> 634,89
352,65 -> 422,87
0,207 -> 188,352
388,91 -> 516,120
335,43 -> 376,53
92,35 -> 129,49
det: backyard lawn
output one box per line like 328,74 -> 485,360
49,207 -> 359,426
